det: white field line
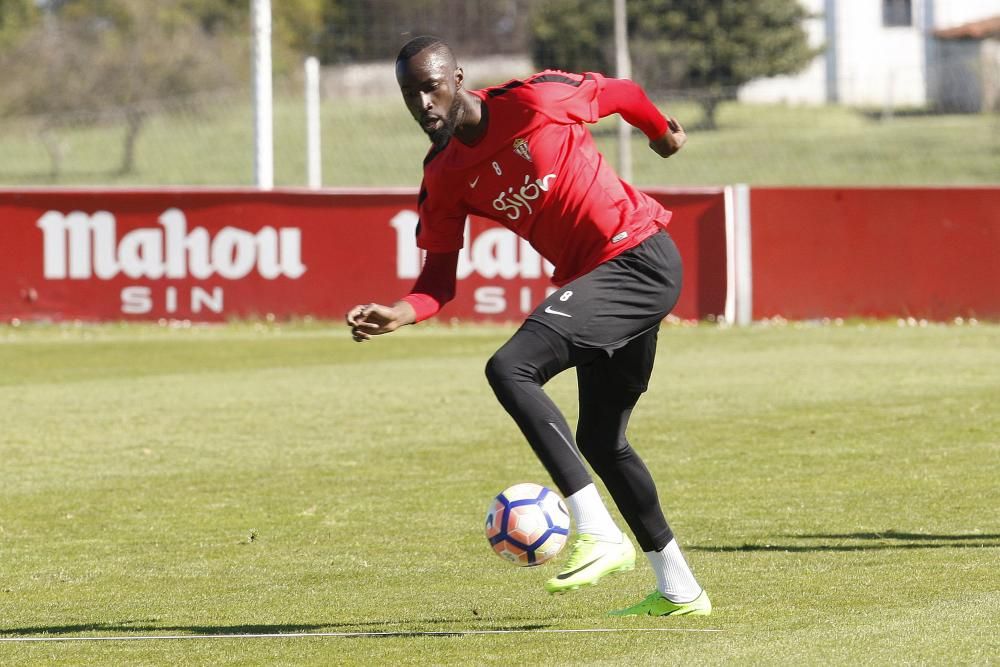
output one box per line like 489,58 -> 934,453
0,627 -> 723,642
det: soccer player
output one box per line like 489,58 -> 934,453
346,36 -> 710,617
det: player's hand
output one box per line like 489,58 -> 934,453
345,302 -> 405,342
649,116 -> 686,158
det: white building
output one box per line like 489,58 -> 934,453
739,0 -> 1000,110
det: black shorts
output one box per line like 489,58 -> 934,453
527,230 -> 683,351
523,230 -> 683,392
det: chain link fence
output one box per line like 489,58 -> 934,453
0,1 -> 997,188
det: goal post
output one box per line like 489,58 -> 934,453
724,184 -> 753,326
305,56 -> 322,190
251,0 -> 274,190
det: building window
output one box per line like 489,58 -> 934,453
883,0 -> 912,27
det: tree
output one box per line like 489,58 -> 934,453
316,0 -> 536,64
0,0 -> 38,48
0,0 -> 241,176
0,0 -> 328,178
530,0 -> 818,128
178,0 -> 326,70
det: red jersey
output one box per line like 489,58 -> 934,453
417,71 -> 672,287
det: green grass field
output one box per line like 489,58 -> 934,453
1,94 -> 998,187
1,321 -> 997,665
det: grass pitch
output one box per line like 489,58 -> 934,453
0,320 -> 997,665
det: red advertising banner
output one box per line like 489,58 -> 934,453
0,188 -> 727,323
750,187 -> 1000,320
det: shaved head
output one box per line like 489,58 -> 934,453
395,36 -> 466,147
396,35 -> 456,69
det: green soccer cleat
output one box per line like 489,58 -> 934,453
544,533 -> 636,594
608,589 -> 712,617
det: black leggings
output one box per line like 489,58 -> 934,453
485,320 -> 674,552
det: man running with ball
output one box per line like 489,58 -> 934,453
346,36 -> 710,617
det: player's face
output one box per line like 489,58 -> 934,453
396,50 -> 463,146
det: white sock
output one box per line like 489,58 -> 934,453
646,539 -> 702,602
565,484 -> 622,542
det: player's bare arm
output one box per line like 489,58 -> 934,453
345,301 -> 417,342
649,116 -> 687,158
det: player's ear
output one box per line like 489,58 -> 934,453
454,66 -> 464,90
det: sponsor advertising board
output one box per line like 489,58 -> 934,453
750,187 -> 1000,320
0,188 -> 727,323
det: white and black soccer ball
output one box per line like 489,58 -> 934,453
484,482 -> 570,566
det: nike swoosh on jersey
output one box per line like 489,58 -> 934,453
555,556 -> 603,579
544,306 -> 572,318
469,176 -> 480,188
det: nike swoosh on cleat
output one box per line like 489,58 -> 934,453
544,306 -> 572,317
555,557 -> 603,579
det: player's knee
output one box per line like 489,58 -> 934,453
486,346 -> 539,393
485,348 -> 518,388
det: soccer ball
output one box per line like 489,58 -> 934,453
484,482 -> 571,566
